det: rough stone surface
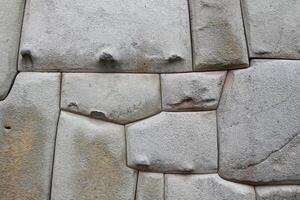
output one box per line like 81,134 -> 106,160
256,186 -> 300,200
0,72 -> 60,200
243,0 -> 300,59
136,172 -> 164,200
0,0 -> 24,100
161,72 -> 226,111
218,60 -> 300,185
61,73 -> 161,124
52,111 -> 137,200
19,0 -> 192,72
165,174 -> 255,200
126,111 -> 218,173
190,0 -> 249,71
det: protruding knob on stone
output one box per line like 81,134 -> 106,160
167,54 -> 184,63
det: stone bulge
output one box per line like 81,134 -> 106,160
0,0 -> 299,199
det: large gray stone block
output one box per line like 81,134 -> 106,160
136,172 -> 164,200
218,60 -> 300,185
0,72 -> 60,200
126,111 -> 218,173
165,174 -> 255,200
52,111 -> 137,200
190,0 -> 249,71
19,0 -> 192,73
242,0 -> 300,58
0,0 -> 24,99
161,72 -> 226,111
256,186 -> 300,200
61,73 -> 161,124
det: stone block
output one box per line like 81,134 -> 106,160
126,111 -> 218,173
19,0 -> 192,73
218,60 -> 300,184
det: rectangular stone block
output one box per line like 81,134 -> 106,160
242,0 -> 300,58
126,111 -> 218,173
190,0 -> 249,71
19,0 -> 192,73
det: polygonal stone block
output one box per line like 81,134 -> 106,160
136,172 -> 164,200
61,73 -> 161,124
51,111 -> 137,200
256,186 -> 300,200
218,60 -> 300,185
0,72 -> 60,199
190,0 -> 249,71
161,72 -> 226,111
19,0 -> 192,73
126,111 -> 218,173
0,0 -> 25,99
242,0 -> 300,58
165,174 -> 255,200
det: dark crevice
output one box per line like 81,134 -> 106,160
49,73 -> 62,200
187,0 -> 194,70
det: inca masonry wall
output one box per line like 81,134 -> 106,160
0,0 -> 299,200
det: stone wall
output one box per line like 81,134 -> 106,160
0,0 -> 299,199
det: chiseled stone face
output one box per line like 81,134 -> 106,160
0,73 -> 60,200
0,0 -> 24,100
19,0 -> 192,73
61,73 -> 161,124
165,174 -> 255,200
256,186 -> 300,200
161,72 -> 226,111
52,111 -> 137,200
190,0 -> 249,71
126,111 -> 218,173
136,172 -> 164,200
218,60 -> 300,184
243,0 -> 300,59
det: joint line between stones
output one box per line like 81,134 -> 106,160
187,0 -> 194,71
49,73 -> 63,200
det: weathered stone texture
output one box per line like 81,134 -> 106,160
161,72 -> 226,111
165,174 -> 255,200
136,172 -> 164,200
243,0 -> 300,58
61,73 -> 161,124
52,111 -> 137,200
0,72 -> 60,200
256,186 -> 300,200
218,60 -> 300,184
190,0 -> 249,71
19,0 -> 192,72
0,0 -> 24,100
126,111 -> 218,173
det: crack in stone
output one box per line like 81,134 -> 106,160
245,133 -> 299,168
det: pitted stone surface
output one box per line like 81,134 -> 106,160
256,186 -> 300,200
52,111 -> 137,200
190,0 -> 248,71
218,60 -> 300,184
0,0 -> 24,100
136,172 -> 164,200
0,73 -> 60,200
61,73 -> 161,124
126,111 -> 217,173
161,72 -> 226,111
243,0 -> 300,58
165,174 -> 255,200
19,0 -> 192,72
